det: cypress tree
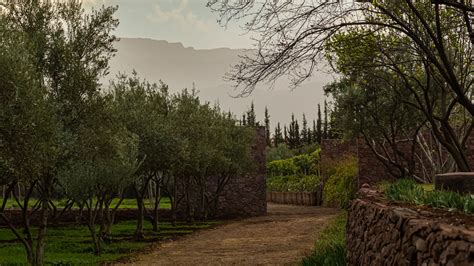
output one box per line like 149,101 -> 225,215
274,122 -> 283,146
301,113 -> 309,145
283,125 -> 288,144
323,100 -> 328,139
246,102 -> 256,127
242,113 -> 247,126
288,114 -> 300,149
317,104 -> 322,144
264,106 -> 271,146
312,119 -> 317,144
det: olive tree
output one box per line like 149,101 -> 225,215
58,98 -> 139,255
0,16 -> 61,265
110,73 -> 174,237
0,1 -> 118,264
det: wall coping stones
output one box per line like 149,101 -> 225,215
435,172 -> 474,194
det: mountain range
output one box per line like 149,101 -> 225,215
105,38 -> 335,125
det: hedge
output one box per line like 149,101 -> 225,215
267,149 -> 320,177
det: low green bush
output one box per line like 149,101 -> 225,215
267,175 -> 322,192
322,156 -> 358,209
266,143 -> 295,162
301,213 -> 347,266
384,179 -> 474,214
267,149 -> 321,177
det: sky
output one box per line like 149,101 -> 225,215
82,0 -> 254,49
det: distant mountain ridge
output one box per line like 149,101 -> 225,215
105,37 -> 334,125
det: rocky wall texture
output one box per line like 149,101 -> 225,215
347,188 -> 474,265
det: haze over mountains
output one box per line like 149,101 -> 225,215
105,38 -> 335,125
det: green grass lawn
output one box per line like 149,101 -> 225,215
0,197 -> 171,210
0,219 -> 219,265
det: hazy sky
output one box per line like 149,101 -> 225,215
83,0 -> 254,49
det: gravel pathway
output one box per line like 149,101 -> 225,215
120,204 -> 340,266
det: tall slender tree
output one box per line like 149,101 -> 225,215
312,119 -> 317,144
301,114 -> 309,145
317,104 -> 322,144
264,106 -> 271,146
273,123 -> 284,146
246,102 -> 256,126
323,100 -> 329,140
288,114 -> 301,149
283,125 -> 288,144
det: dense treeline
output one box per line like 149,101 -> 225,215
243,100 -> 337,150
0,1 -> 255,264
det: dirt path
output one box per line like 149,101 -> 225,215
122,204 -> 340,265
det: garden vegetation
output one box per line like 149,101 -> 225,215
301,213 -> 347,266
0,1 -> 255,265
384,179 -> 474,214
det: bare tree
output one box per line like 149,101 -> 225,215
208,0 -> 473,115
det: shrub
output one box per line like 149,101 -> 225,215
267,148 -> 321,177
266,143 -> 295,162
267,160 -> 299,177
267,175 -> 322,192
302,213 -> 347,266
384,179 -> 474,214
323,156 -> 358,209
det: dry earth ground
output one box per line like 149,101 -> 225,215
119,203 -> 340,266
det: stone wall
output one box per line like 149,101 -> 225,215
347,188 -> 474,265
320,139 -> 358,181
177,127 -> 267,218
321,131 -> 474,188
357,139 -> 410,186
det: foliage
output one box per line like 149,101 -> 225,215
0,0 -> 120,263
0,1 -> 258,262
384,179 -> 474,214
301,213 -> 347,266
323,157 -> 358,209
209,0 -> 473,173
267,175 -> 322,193
266,143 -> 295,162
267,149 -> 320,177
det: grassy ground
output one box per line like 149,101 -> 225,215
0,197 -> 171,210
301,213 -> 347,266
0,219 -> 218,265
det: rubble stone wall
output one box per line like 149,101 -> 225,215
347,189 -> 474,265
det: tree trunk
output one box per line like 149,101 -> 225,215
88,222 -> 101,256
152,181 -> 161,232
35,199 -> 49,266
135,195 -> 145,239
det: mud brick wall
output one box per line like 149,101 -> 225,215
356,140 -> 412,186
466,130 -> 474,170
320,139 -> 358,181
347,188 -> 474,265
322,131 -> 474,188
178,127 -> 267,218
